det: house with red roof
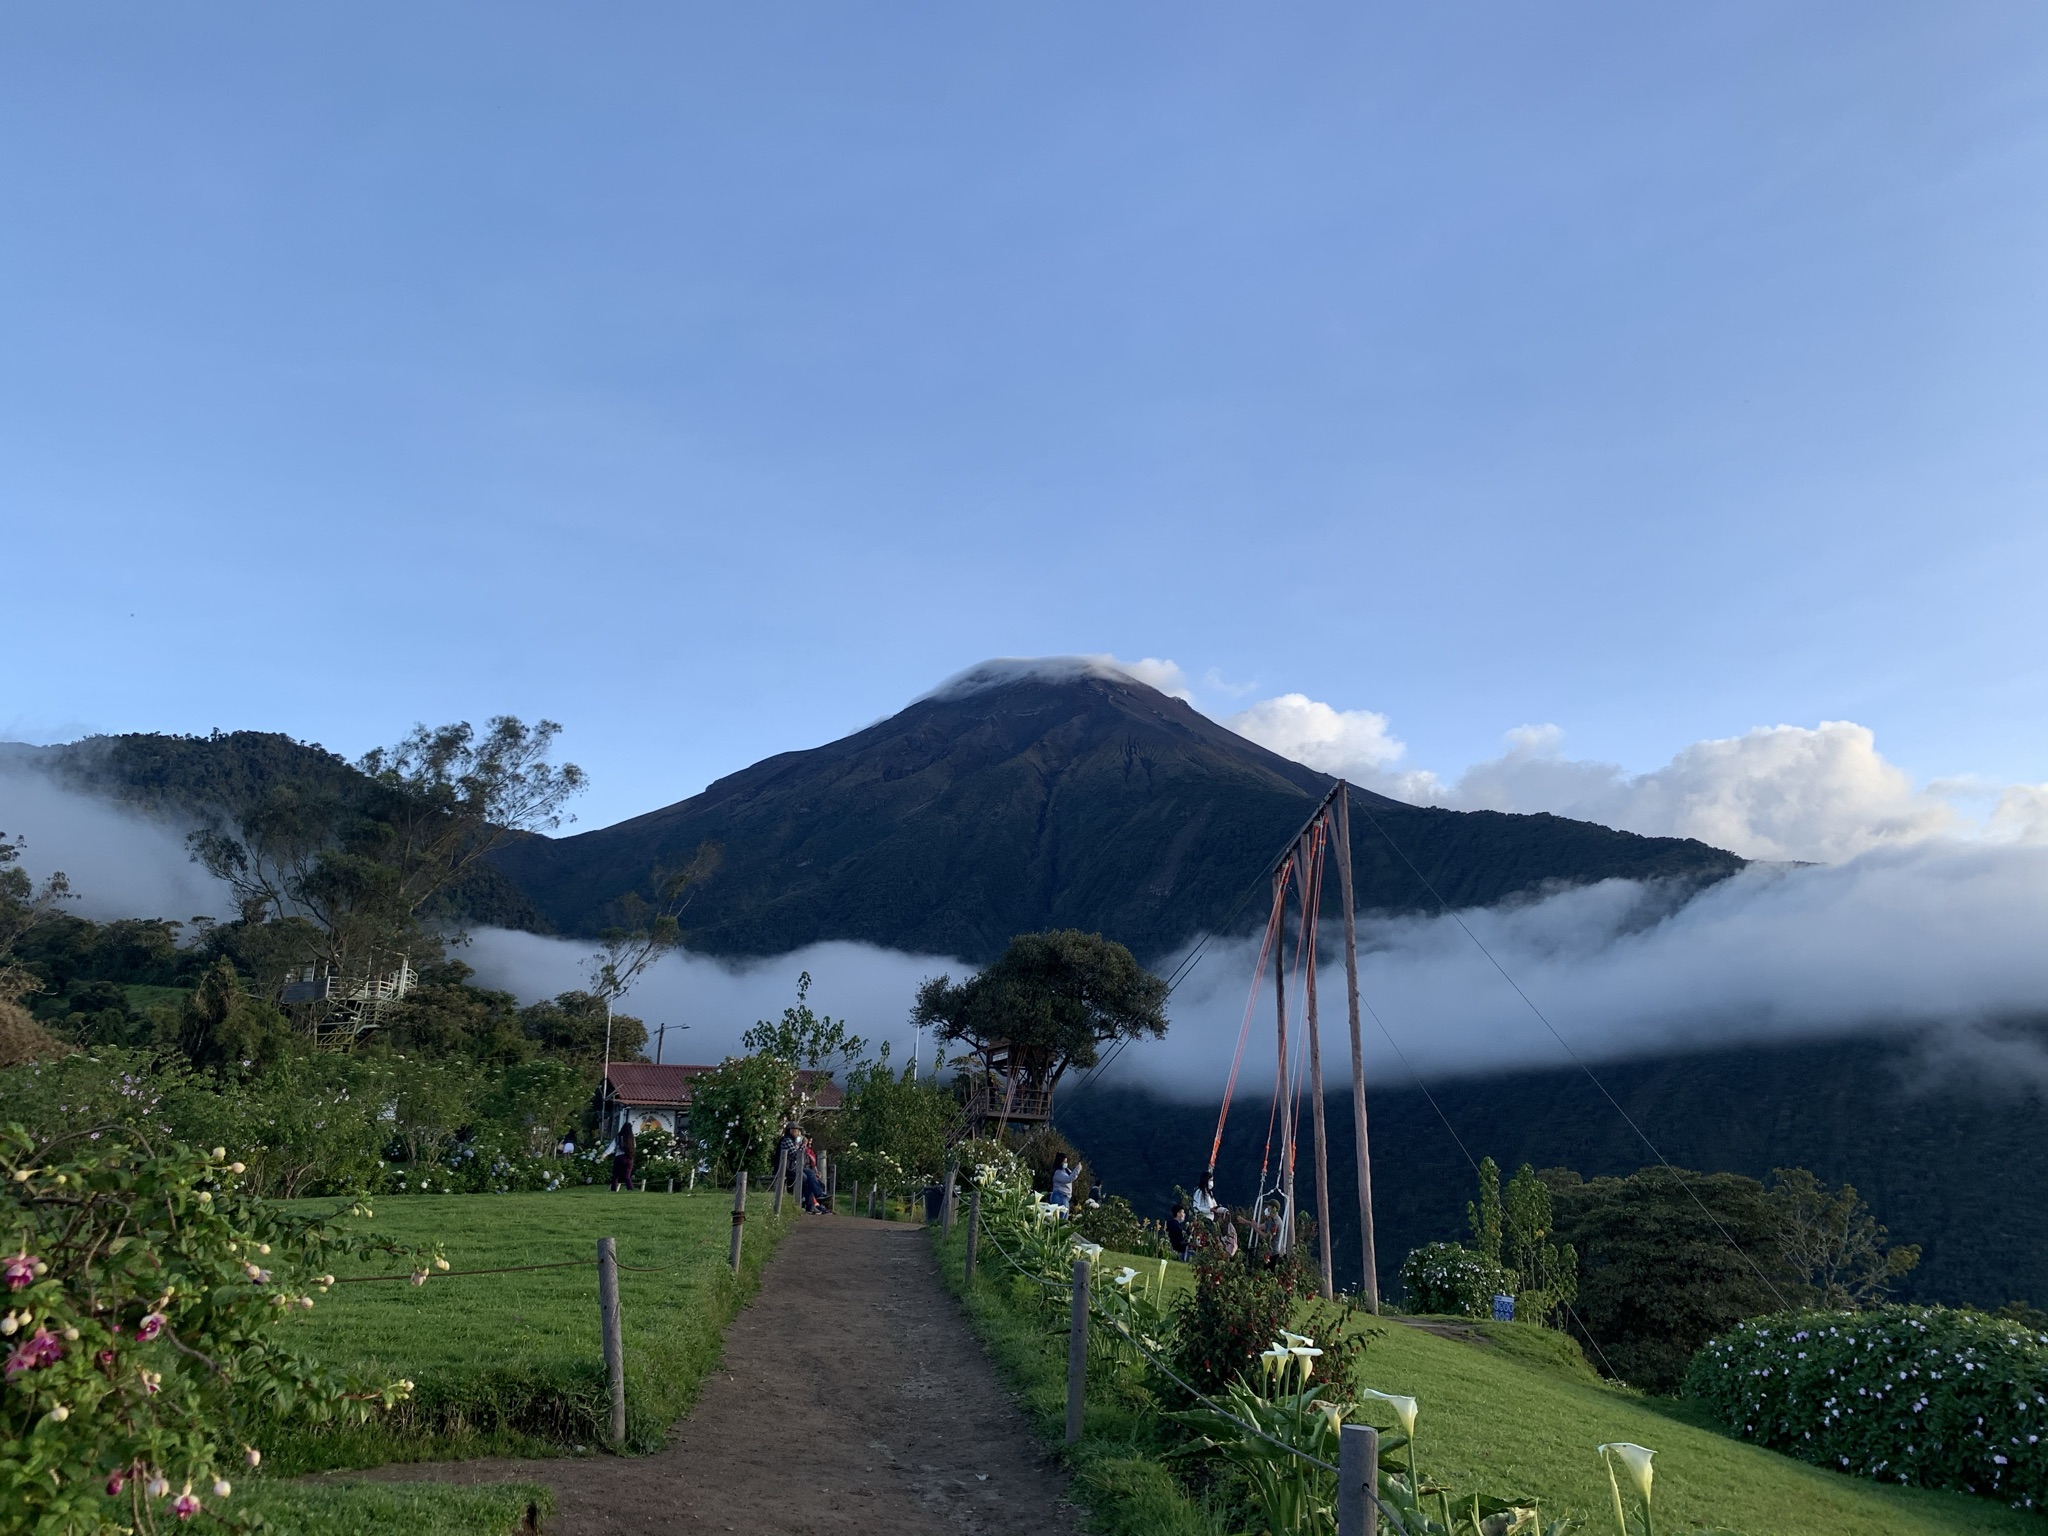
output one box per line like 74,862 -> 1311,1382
600,1061 -> 844,1139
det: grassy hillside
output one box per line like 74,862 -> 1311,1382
269,1186 -> 787,1471
934,1223 -> 2034,1535
1354,1316 -> 2038,1534
1059,1027 -> 2048,1310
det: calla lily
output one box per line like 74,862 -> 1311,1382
1280,1330 -> 1315,1348
1598,1443 -> 1654,1501
1358,1388 -> 1418,1439
1071,1240 -> 1105,1262
1598,1443 -> 1656,1536
1112,1266 -> 1139,1287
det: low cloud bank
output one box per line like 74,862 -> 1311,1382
460,928 -> 968,1067
0,754 -> 231,924
1123,840 -> 2048,1097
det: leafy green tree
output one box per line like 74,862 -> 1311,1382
742,970 -> 865,1073
389,1057 -> 477,1170
1766,1166 -> 1920,1308
687,1055 -> 796,1180
380,959 -> 533,1064
1465,1156 -> 1504,1264
1545,1165 -> 1791,1392
157,958 -> 293,1074
190,716 -> 585,976
839,1059 -> 961,1190
1501,1162 -> 1578,1325
474,1059 -> 595,1155
913,929 -> 1167,1096
518,991 -> 646,1063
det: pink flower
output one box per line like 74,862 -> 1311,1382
3,1327 -> 64,1378
97,1348 -> 117,1369
3,1254 -> 36,1291
135,1311 -> 166,1342
107,1470 -> 127,1496
173,1491 -> 201,1520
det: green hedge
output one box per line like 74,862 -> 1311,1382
1685,1307 -> 2048,1512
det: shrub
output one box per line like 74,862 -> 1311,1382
1685,1306 -> 2048,1510
1072,1195 -> 1168,1259
1401,1241 -> 1514,1318
0,1123 -> 431,1534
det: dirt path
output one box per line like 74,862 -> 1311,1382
334,1215 -> 1083,1535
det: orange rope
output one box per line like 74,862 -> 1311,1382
1207,853 -> 1290,1178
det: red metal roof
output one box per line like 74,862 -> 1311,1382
603,1062 -> 843,1110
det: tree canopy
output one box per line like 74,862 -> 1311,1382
912,929 -> 1167,1092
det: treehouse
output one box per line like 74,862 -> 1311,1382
278,957 -> 416,1052
961,1040 -> 1058,1132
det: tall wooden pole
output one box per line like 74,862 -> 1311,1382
1272,866 -> 1294,1256
1334,785 -> 1380,1311
1300,825 -> 1335,1301
598,1236 -> 626,1447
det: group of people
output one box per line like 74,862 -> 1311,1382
1165,1170 -> 1241,1261
603,1119 -> 830,1211
773,1123 -> 830,1213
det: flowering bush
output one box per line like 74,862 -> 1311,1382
1685,1306 -> 2048,1510
1401,1242 -> 1515,1319
1,1123 -> 435,1534
1071,1194 -> 1171,1259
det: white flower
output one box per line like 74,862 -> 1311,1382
1112,1267 -> 1139,1287
1598,1442 -> 1656,1502
1359,1388 -> 1419,1438
1071,1240 -> 1105,1262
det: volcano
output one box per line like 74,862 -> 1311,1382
491,660 -> 1744,962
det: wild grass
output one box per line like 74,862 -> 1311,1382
266,1185 -> 786,1472
239,1480 -> 550,1535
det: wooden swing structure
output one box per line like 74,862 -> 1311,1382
1207,781 -> 1380,1309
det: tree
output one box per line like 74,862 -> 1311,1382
687,1055 -> 797,1181
912,930 -> 1167,1096
1545,1166 -> 1791,1392
742,971 -> 865,1073
518,991 -> 646,1063
1501,1162 -> 1578,1325
0,833 -> 74,1067
158,958 -> 293,1074
379,959 -> 533,1064
839,1059 -> 962,1191
1466,1156 -> 1504,1264
1767,1166 -> 1921,1308
190,717 -> 585,976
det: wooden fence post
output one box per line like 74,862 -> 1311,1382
1065,1258 -> 1090,1444
597,1237 -> 626,1448
942,1163 -> 958,1236
817,1150 -> 828,1210
964,1189 -> 981,1284
1337,1422 -> 1378,1536
728,1172 -> 748,1273
771,1146 -> 788,1218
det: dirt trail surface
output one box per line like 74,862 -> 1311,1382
337,1216 -> 1084,1535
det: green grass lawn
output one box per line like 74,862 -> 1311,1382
988,1241 -> 2041,1535
241,1481 -> 549,1535
267,1185 -> 787,1473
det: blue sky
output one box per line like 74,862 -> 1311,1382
5,3 -> 2047,832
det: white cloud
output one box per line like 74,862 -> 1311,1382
1222,683 -> 2041,863
1440,719 -> 1964,862
1116,841 -> 2048,1096
925,654 -> 1193,702
460,930 -> 967,1068
0,754 -> 232,924
1225,694 -> 1409,776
